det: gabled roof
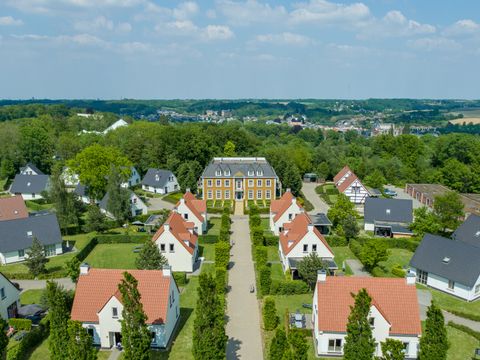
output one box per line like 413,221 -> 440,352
452,214 -> 480,248
364,198 -> 413,224
410,233 -> 480,287
10,174 -> 49,194
141,169 -> 175,188
0,196 -> 29,222
337,173 -> 360,193
20,163 -> 44,175
152,212 -> 198,255
270,190 -> 298,222
316,277 -> 421,335
279,213 -> 333,256
176,191 -> 206,223
0,213 -> 62,253
333,165 -> 352,184
71,268 -> 172,325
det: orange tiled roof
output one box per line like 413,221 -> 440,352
0,196 -> 28,222
279,213 -> 333,256
71,268 -> 171,325
336,173 -> 360,193
270,190 -> 300,222
176,191 -> 206,222
333,165 -> 352,184
152,212 -> 198,255
316,277 -> 421,335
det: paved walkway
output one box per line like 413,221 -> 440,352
146,197 -> 174,211
234,200 -> 244,216
301,182 -> 330,214
14,278 -> 75,292
345,259 -> 371,277
107,348 -> 121,360
226,215 -> 263,360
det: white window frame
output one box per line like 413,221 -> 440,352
207,190 -> 213,200
328,339 -> 342,353
248,170 -> 254,176
257,190 -> 262,199
257,170 -> 263,176
215,170 -> 221,176
248,179 -> 254,187
257,179 -> 262,187
207,179 -> 213,187
225,190 -> 230,199
160,244 -> 166,252
169,244 -> 175,253
216,190 -> 222,199
265,190 -> 271,200
225,170 -> 230,176
248,190 -> 254,200
303,244 -> 308,253
266,179 -> 271,187
112,307 -> 118,319
224,179 -> 230,187
216,180 -> 221,187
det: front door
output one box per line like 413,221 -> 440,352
236,191 -> 243,200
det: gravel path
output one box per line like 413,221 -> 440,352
226,215 -> 263,360
301,182 -> 330,214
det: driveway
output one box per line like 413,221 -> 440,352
146,197 -> 174,211
14,278 -> 75,292
345,259 -> 371,277
301,182 -> 330,214
226,215 -> 263,360
384,185 -> 422,209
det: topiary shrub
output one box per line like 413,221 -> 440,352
255,246 -> 268,267
259,266 -> 272,296
263,297 -> 279,331
251,226 -> 264,246
215,241 -> 231,269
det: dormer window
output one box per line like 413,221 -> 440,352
257,170 -> 263,176
225,170 -> 230,176
248,170 -> 254,176
27,231 -> 33,237
216,170 -> 222,176
155,174 -> 159,181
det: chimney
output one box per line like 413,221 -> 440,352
291,197 -> 296,205
308,224 -> 314,232
406,272 -> 416,285
164,223 -> 170,231
186,188 -> 191,193
180,198 -> 185,205
163,265 -> 171,277
317,270 -> 327,282
80,263 -> 90,275
286,188 -> 291,193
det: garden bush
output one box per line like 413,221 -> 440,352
259,266 -> 272,296
255,246 -> 268,267
325,234 -> 348,247
269,280 -> 310,295
219,227 -> 230,242
370,267 -> 385,277
7,319 -> 49,360
251,226 -> 264,246
391,265 -> 406,278
173,272 -> 188,286
215,267 -> 227,295
249,214 -> 261,228
349,239 -> 363,258
8,318 -> 32,331
447,321 -> 480,341
215,241 -> 231,269
263,297 -> 279,331
264,234 -> 279,246
221,213 -> 230,229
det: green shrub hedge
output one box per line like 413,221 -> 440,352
264,234 -> 278,246
173,272 -> 188,286
269,280 -> 310,295
259,266 -> 272,296
446,309 -> 480,322
255,246 -> 268,267
199,234 -> 218,244
249,214 -> 261,228
262,297 -> 279,331
447,321 -> 480,341
325,234 -> 348,247
215,242 -> 230,269
251,226 -> 264,246
391,265 -> 406,278
8,318 -> 32,331
215,267 -> 227,295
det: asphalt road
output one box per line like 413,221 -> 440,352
301,182 -> 330,214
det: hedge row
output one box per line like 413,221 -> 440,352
325,234 -> 349,247
355,236 -> 420,252
7,319 -> 49,360
269,280 -> 310,295
445,309 -> 480,322
173,272 -> 188,286
215,242 -> 231,269
8,318 -> 32,331
264,234 -> 278,247
447,321 -> 480,341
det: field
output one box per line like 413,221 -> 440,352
430,287 -> 480,320
449,117 -> 480,125
84,243 -> 140,269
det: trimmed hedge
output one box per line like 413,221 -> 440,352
249,214 -> 261,228
215,242 -> 231,269
264,234 -> 279,247
269,280 -> 310,295
255,246 -> 268,267
8,318 -> 32,331
445,309 -> 480,322
173,272 -> 188,286
447,321 -> 480,341
215,267 -> 227,295
76,236 -> 98,262
251,226 -> 264,246
7,319 -> 49,360
263,297 -> 279,331
199,234 -> 218,244
259,266 -> 272,296
325,234 -> 348,247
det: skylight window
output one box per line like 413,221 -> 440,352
442,257 -> 450,264
475,231 -> 480,237
27,231 -> 33,237
386,209 -> 391,215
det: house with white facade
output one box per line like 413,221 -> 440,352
0,272 -> 20,319
152,211 -> 198,272
333,166 -> 370,204
141,169 -> 179,194
278,213 -> 336,276
174,190 -> 207,235
269,189 -> 303,235
71,265 -> 180,349
0,212 -> 63,264
99,190 -> 147,219
19,163 -> 44,176
61,167 -> 80,188
103,119 -> 128,134
312,273 -> 421,358
10,174 -> 50,200
364,198 -> 413,237
120,167 -> 141,188
409,233 -> 480,301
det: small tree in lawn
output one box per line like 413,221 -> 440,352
83,205 -> 108,233
46,281 -> 71,360
297,253 -> 327,289
433,191 -> 464,233
343,288 -> 376,360
269,328 -> 288,360
360,240 -> 388,271
67,320 -> 96,360
0,316 -> 8,360
328,193 -> 357,228
342,214 -> 359,240
419,303 -> 449,360
25,237 -> 49,277
410,206 -> 441,237
364,169 -> 386,190
135,240 -> 168,270
262,297 -> 278,331
118,272 -> 151,360
379,338 -> 405,360
66,257 -> 81,283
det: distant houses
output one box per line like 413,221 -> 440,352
10,163 -> 50,200
364,198 -> 413,237
121,166 -> 141,188
312,274 -> 421,358
71,265 -> 180,349
99,190 -> 148,219
269,189 -> 303,235
333,166 -> 369,204
452,214 -> 480,247
19,163 -> 43,176
141,169 -> 179,195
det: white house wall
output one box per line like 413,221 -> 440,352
342,179 -> 369,204
19,193 -> 43,200
365,222 -> 375,231
155,231 -> 196,272
176,202 -> 207,235
142,177 -> 179,195
270,202 -> 303,235
97,296 -> 124,348
0,276 -> 20,320
0,242 -> 63,265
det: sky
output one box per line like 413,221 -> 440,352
0,0 -> 479,99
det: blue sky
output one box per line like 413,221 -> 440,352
0,0 -> 479,99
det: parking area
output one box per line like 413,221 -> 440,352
384,185 -> 422,209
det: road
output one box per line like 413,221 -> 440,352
14,278 -> 75,292
301,182 -> 330,214
146,197 -> 174,211
226,215 -> 263,360
384,185 -> 422,209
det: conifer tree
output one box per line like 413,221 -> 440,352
269,328 -> 288,360
135,240 -> 168,270
0,316 -> 9,360
419,303 -> 449,360
118,272 -> 151,360
25,237 -> 49,277
83,205 -> 107,233
343,288 -> 376,360
49,165 -> 79,234
46,281 -> 70,360
67,320 -> 96,360
288,329 -> 308,360
106,166 -> 132,225
380,338 -> 405,360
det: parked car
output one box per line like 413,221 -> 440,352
383,188 -> 397,197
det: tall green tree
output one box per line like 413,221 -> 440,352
106,166 -> 132,224
410,206 -> 441,237
297,253 -> 327,289
281,161 -> 302,196
49,165 -> 79,234
342,214 -> 359,240
68,144 -> 131,200
135,240 -> 168,270
288,330 -> 309,360
67,320 -> 96,360
66,257 -> 81,283
360,240 -> 388,271
177,160 -> 202,193
118,272 -> 151,360
46,281 -> 71,360
269,328 -> 288,360
262,297 -> 278,331
223,141 -> 236,157
379,338 -> 405,360
419,303 -> 449,360
433,191 -> 464,232
192,273 -> 227,360
364,169 -> 386,190
19,118 -> 55,173
83,205 -> 108,233
0,316 -> 8,360
343,288 -> 376,360
327,193 -> 357,227
25,237 -> 49,277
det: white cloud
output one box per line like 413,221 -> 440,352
289,0 -> 370,26
203,25 -> 234,40
216,0 -> 287,25
444,19 -> 480,36
206,9 -> 217,19
157,20 -> 234,41
0,16 -> 23,26
254,32 -> 312,46
408,37 -> 461,51
117,22 -> 132,33
74,16 -> 132,34
172,1 -> 199,20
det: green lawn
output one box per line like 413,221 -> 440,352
20,289 -> 44,305
28,338 -> 112,359
332,246 -> 355,275
270,263 -> 285,281
430,288 -> 480,320
260,218 -> 270,231
84,243 -> 140,269
376,248 -> 413,277
446,325 -> 480,360
198,218 -> 222,260
267,246 -> 279,262
198,243 -> 215,261
162,192 -> 184,204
